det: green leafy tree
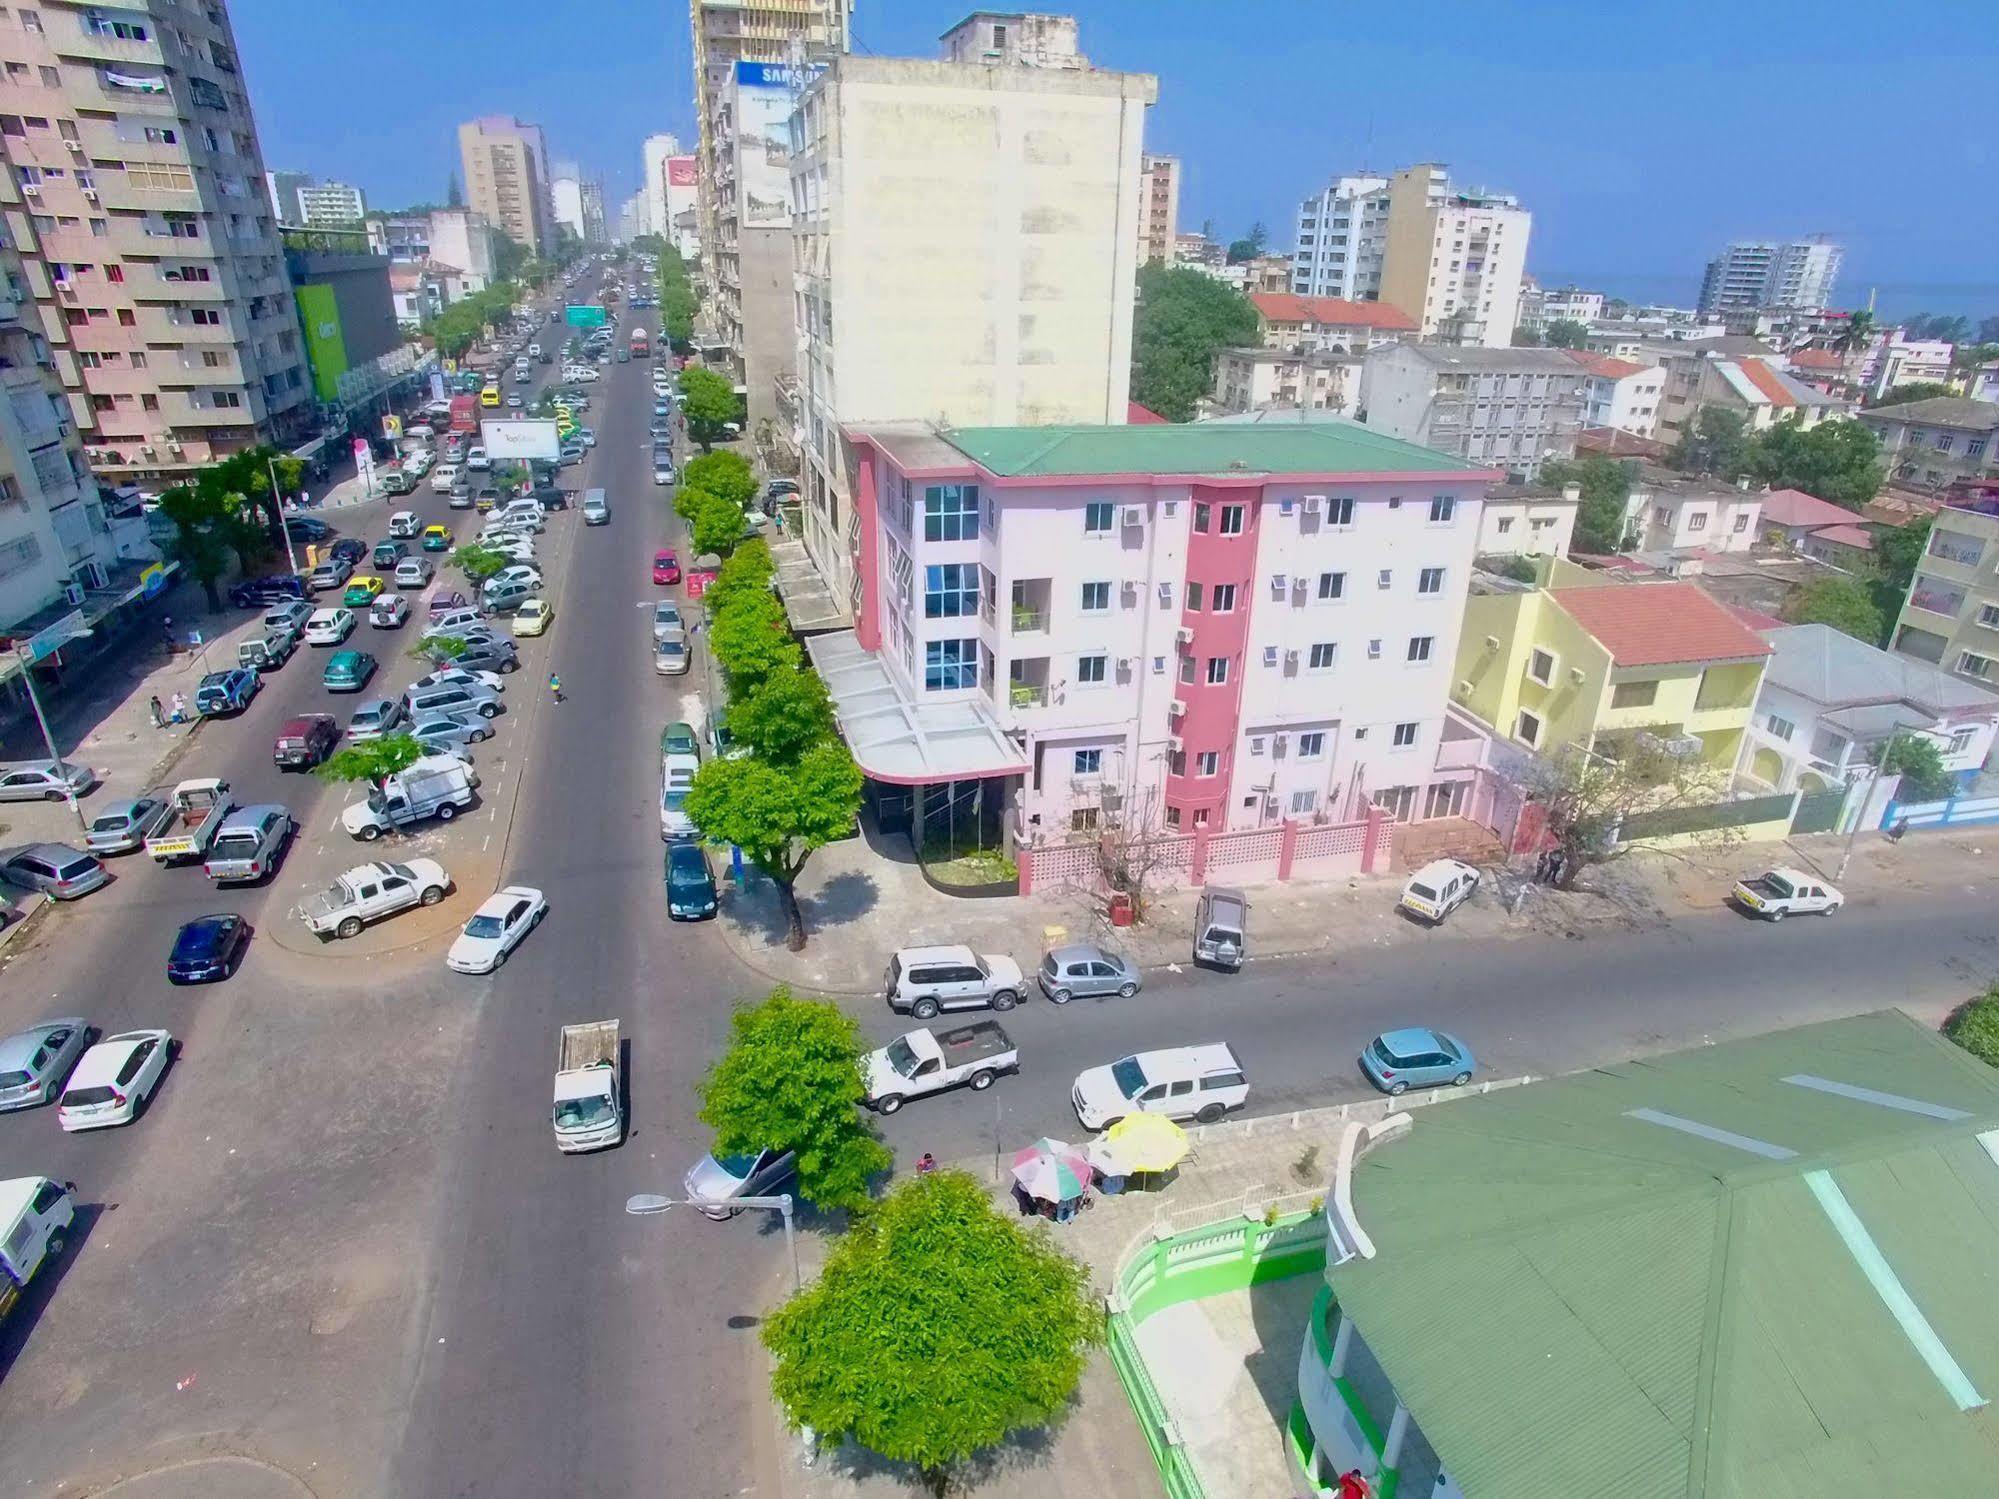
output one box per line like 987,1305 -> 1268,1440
1224,221 -> 1268,264
697,987 -> 890,1210
1129,262 -> 1258,422
762,1169 -> 1103,1496
1510,327 -> 1543,347
1945,985 -> 1999,1067
1543,318 -> 1590,349
689,489 -> 748,558
1672,406 -> 1751,480
1831,309 -> 1876,362
1903,313 -> 1970,344
710,589 -> 801,694
1874,732 -> 1953,801
417,634 -> 469,663
730,665 -> 836,765
1537,455 -> 1632,554
686,743 -> 861,950
316,733 -> 425,793
448,542 -> 511,584
1867,380 -> 1955,407
155,483 -> 237,611
704,537 -> 776,618
1977,317 -> 1999,346
680,450 -> 758,510
1784,575 -> 1884,645
680,367 -> 743,451
1746,418 -> 1884,511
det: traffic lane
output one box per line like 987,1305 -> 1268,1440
392,350 -> 770,1499
861,887 -> 1999,1161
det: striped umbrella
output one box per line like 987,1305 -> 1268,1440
1010,1138 -> 1092,1202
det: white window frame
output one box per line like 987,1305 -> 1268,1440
1392,721 -> 1418,748
1297,730 -> 1326,760
1526,647 -> 1557,687
1079,580 -> 1111,613
1514,708 -> 1543,747
1206,656 -> 1230,685
1307,642 -> 1336,671
1076,652 -> 1109,686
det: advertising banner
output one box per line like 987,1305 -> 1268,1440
381,414 -> 403,441
733,60 -> 819,229
480,419 -> 562,462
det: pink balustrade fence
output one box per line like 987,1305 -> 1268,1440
1019,809 -> 1388,897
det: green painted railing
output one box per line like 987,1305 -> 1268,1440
1106,1208 -> 1330,1499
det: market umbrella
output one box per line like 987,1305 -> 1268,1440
1010,1139 -> 1092,1202
1088,1114 -> 1190,1176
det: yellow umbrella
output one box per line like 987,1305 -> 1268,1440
1094,1113 -> 1189,1174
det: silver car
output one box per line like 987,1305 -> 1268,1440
85,796 -> 174,855
346,699 -> 406,742
1,843 -> 110,900
651,600 -> 683,641
1037,943 -> 1142,1003
0,759 -> 96,803
684,1147 -> 797,1222
408,713 -> 493,754
0,1018 -> 91,1111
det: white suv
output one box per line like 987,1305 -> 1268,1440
883,945 -> 1024,1020
1072,1043 -> 1248,1131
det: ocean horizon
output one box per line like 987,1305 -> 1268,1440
1537,272 -> 1999,327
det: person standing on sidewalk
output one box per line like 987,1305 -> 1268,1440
169,691 -> 187,725
148,695 -> 165,729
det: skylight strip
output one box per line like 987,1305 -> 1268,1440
1782,1074 -> 1972,1121
1623,1108 -> 1798,1160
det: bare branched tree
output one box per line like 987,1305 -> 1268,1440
1527,735 -> 1743,890
1095,783 -> 1171,922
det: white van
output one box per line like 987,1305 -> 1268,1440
0,1175 -> 74,1314
1071,1043 -> 1249,1131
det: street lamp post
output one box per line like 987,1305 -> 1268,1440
267,454 -> 303,579
625,1191 -> 800,1294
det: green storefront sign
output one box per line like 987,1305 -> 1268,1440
565,304 -> 607,329
295,284 -> 348,404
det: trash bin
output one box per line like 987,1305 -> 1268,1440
1108,891 -> 1134,927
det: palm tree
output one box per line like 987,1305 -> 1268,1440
1830,309 -> 1877,393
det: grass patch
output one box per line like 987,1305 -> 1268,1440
1945,988 -> 1999,1066
919,840 -> 1017,887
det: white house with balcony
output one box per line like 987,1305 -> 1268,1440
805,419 -> 1497,847
1739,622 -> 1999,793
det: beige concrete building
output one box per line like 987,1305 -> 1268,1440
457,116 -> 551,255
0,0 -> 313,485
1889,490 -> 1999,689
1138,152 -> 1178,264
938,10 -> 1086,68
788,48 -> 1156,608
1209,347 -> 1359,417
1376,163 -> 1530,348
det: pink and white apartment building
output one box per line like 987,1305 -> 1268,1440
804,421 -> 1497,843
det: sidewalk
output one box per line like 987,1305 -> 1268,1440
710,822 -> 1999,996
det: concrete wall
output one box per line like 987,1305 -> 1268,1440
739,225 -> 796,442
1477,497 -> 1576,557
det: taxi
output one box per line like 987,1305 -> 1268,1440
422,524 -> 452,552
341,575 -> 385,608
511,597 -> 554,637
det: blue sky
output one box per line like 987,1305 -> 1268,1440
235,0 -> 1997,312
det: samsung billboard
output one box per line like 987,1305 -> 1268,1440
733,59 -> 820,230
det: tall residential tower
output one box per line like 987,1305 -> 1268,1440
457,116 -> 552,255
1698,236 -> 1843,316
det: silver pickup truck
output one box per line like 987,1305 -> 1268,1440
202,805 -> 294,884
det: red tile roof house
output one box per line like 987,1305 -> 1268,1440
1756,487 -> 1879,570
1249,293 -> 1416,354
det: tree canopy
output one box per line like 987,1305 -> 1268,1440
1528,741 -> 1738,889
317,733 -> 425,791
680,450 -> 758,510
686,744 -> 861,949
447,541 -> 511,584
421,279 -> 524,359
1867,381 -> 1956,407
1224,221 -> 1268,264
763,1169 -> 1102,1495
697,987 -> 889,1211
688,489 -> 749,559
679,366 -> 743,451
1784,575 -> 1884,646
1672,406 -> 1752,481
729,665 -> 837,765
1874,733 -> 1953,801
1746,418 -> 1884,511
1129,262 -> 1258,422
154,444 -> 302,610
1543,318 -> 1590,349
710,588 -> 801,694
1536,454 -> 1632,554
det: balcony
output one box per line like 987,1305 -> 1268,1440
1925,530 -> 1986,570
1909,578 -> 1967,620
1010,577 -> 1050,635
1006,656 -> 1051,711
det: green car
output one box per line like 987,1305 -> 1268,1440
321,649 -> 377,692
421,525 -> 451,552
660,721 -> 700,759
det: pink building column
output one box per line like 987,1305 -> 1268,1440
1189,822 -> 1212,885
1276,817 -> 1299,881
1361,805 -> 1390,874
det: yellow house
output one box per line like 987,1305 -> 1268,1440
1454,561 -> 1772,766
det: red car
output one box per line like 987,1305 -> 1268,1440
273,713 -> 339,770
652,549 -> 681,585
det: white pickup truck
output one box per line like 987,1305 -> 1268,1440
1729,867 -> 1843,921
554,1020 -> 623,1153
865,1021 -> 1020,1114
340,757 -> 475,841
144,777 -> 233,864
300,858 -> 450,939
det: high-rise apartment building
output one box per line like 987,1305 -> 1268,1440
267,174 -> 364,227
1376,164 -> 1531,348
0,0 -> 313,485
641,132 -> 680,241
550,162 -> 587,242
1138,154 -> 1179,264
689,0 -> 850,380
457,116 -> 552,255
1698,236 -> 1843,317
1291,174 -> 1388,299
789,36 -> 1156,609
578,179 -> 606,243
663,156 -> 698,261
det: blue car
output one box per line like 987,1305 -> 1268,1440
1358,1027 -> 1477,1096
168,913 -> 251,984
194,668 -> 260,716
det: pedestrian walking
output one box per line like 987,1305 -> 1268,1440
915,1152 -> 937,1175
148,694 -> 165,729
168,691 -> 187,725
160,615 -> 176,653
548,672 -> 563,704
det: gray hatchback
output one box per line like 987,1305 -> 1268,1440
1038,943 -> 1142,1004
0,1017 -> 90,1110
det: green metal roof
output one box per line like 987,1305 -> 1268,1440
939,418 -> 1487,479
1329,1011 -> 1999,1498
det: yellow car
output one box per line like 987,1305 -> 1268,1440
510,597 -> 553,637
421,524 -> 452,552
341,575 -> 385,607
479,386 -> 501,408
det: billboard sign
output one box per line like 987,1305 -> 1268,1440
480,419 -> 561,462
733,60 -> 819,229
565,304 -> 607,329
19,609 -> 88,665
381,414 -> 403,441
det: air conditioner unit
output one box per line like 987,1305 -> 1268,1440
1269,573 -> 1287,596
62,581 -> 84,606
81,188 -> 98,204
1569,666 -> 1587,684
1301,494 -> 1324,515
140,445 -> 155,457
1168,699 -> 1188,720
1121,504 -> 1144,527
1117,656 -> 1133,673
167,439 -> 183,454
1284,648 -> 1300,667
1272,733 -> 1290,755
1168,734 -> 1184,753
1174,626 -> 1194,648
20,183 -> 40,198
1121,580 -> 1138,605
1262,645 -> 1279,667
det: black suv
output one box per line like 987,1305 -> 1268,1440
229,573 -> 307,609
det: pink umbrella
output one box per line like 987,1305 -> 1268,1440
1011,1138 -> 1092,1202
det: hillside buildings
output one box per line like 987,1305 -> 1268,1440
1697,235 -> 1842,316
1860,397 -> 1999,494
457,115 -> 552,255
0,0 -> 314,484
787,31 -> 1154,606
1889,480 -> 1999,688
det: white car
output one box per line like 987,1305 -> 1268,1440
1397,858 -> 1480,924
402,450 -> 434,478
1731,867 -> 1843,920
57,1028 -> 173,1131
446,885 -> 548,974
430,463 -> 461,494
410,666 -> 505,696
369,594 -> 410,629
465,447 -> 491,472
486,537 -> 537,565
1071,1043 -> 1249,1131
660,756 -> 698,838
303,607 -> 356,646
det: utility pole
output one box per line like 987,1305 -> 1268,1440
268,454 -> 302,579
13,640 -> 88,832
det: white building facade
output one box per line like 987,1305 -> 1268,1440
1376,164 -> 1531,348
1566,352 -> 1666,437
825,421 -> 1495,840
1290,174 -> 1388,300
